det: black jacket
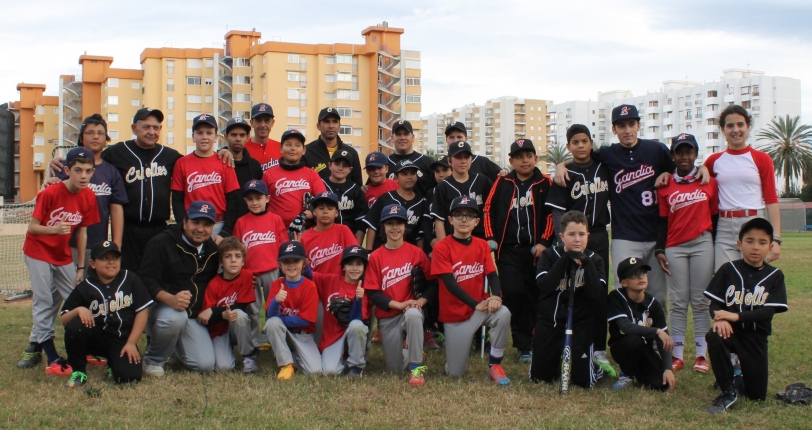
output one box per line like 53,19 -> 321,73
139,224 -> 219,318
535,246 -> 605,327
234,150 -> 263,217
303,136 -> 363,187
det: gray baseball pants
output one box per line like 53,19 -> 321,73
443,307 -> 511,377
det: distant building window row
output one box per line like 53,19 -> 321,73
405,59 -> 421,69
406,95 -> 421,103
234,58 -> 250,67
406,77 -> 420,86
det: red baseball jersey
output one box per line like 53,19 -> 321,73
201,270 -> 255,338
245,138 -> 282,172
301,223 -> 358,277
432,236 -> 496,323
657,177 -> 719,248
232,211 -> 288,274
364,179 -> 398,208
171,153 -> 240,221
364,242 -> 433,320
312,272 -> 361,351
24,182 -> 100,265
262,165 -> 327,225
266,277 -> 319,333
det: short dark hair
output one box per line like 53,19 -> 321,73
66,157 -> 95,169
217,236 -> 246,261
560,210 -> 588,232
78,113 -> 110,146
738,217 -> 773,242
719,104 -> 752,128
341,256 -> 367,269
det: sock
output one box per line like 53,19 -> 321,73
672,335 -> 685,360
409,363 -> 422,371
489,347 -> 505,366
695,336 -> 707,358
40,339 -> 60,364
29,341 -> 42,352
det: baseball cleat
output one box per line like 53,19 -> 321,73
592,351 -> 617,378
612,375 -> 634,391
45,357 -> 72,376
672,357 -> 685,372
488,364 -> 511,386
242,356 -> 258,374
707,391 -> 737,414
86,355 -> 107,367
277,364 -> 295,380
143,364 -> 165,377
64,371 -> 88,388
409,365 -> 427,386
347,367 -> 364,380
693,356 -> 709,373
259,342 -> 272,351
17,345 -> 42,369
518,350 -> 532,364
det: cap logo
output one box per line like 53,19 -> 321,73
285,243 -> 295,252
249,181 -> 257,188
327,108 -> 333,112
341,151 -> 347,156
369,154 -> 376,160
389,206 -> 399,214
629,257 -> 637,264
460,197 -> 470,204
259,104 -> 267,112
350,246 -> 360,253
199,204 -> 211,213
458,142 -> 464,147
678,133 -> 686,140
398,120 -> 404,124
320,191 -> 329,197
620,106 -> 629,116
103,241 -> 111,247
517,139 -> 525,147
199,114 -> 207,120
234,118 -> 243,123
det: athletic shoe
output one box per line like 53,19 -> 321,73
17,345 -> 42,369
64,371 -> 88,388
86,355 -> 107,367
593,351 -> 617,378
672,357 -> 685,372
242,356 -> 258,374
518,350 -> 532,364
371,330 -> 382,343
277,364 -> 295,380
693,356 -> 710,373
409,365 -> 427,386
45,358 -> 72,376
424,330 -> 440,350
706,391 -> 738,414
432,330 -> 445,348
106,367 -> 113,379
612,375 -> 634,391
347,367 -> 363,380
259,342 -> 272,351
143,364 -> 165,377
488,364 -> 511,386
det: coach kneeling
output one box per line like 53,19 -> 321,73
140,200 -> 219,375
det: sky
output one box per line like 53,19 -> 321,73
1,0 -> 810,121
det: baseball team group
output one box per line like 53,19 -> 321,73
17,99 -> 788,414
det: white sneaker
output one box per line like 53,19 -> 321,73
242,356 -> 258,374
144,364 -> 165,377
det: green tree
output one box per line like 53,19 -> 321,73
424,148 -> 438,159
541,143 -> 573,166
756,115 -> 812,196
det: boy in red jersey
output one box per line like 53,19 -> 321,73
262,129 -> 326,229
171,114 -> 240,243
19,147 -> 100,375
364,204 -> 435,386
197,237 -> 257,373
300,191 -> 358,277
231,179 -> 288,351
264,241 -> 320,380
433,196 -> 511,384
363,151 -> 398,208
311,245 -> 369,378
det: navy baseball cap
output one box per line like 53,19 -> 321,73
380,204 -> 408,222
242,179 -> 268,196
330,148 -> 353,164
430,155 -> 450,169
365,151 -> 389,168
225,117 -> 251,135
318,107 -> 341,122
187,200 -> 216,223
132,107 -> 164,124
509,138 -> 536,157
90,240 -> 121,260
65,147 -> 94,165
251,103 -> 274,118
449,195 -> 479,215
671,133 -> 699,153
444,121 -> 467,136
312,191 -> 339,207
341,245 -> 368,265
277,241 -> 307,261
448,140 -> 473,157
616,257 -> 652,281
392,119 -> 413,134
611,104 -> 640,123
280,129 -> 306,144
396,159 -> 420,174
566,124 -> 592,143
192,113 -> 218,130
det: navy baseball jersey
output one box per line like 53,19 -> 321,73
323,178 -> 367,235
545,160 -> 610,231
607,287 -> 667,347
364,191 -> 429,249
593,140 -> 674,241
431,173 -> 493,238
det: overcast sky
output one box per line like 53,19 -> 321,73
1,0 -> 809,121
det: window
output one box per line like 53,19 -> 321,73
37,105 -> 44,114
234,58 -> 250,67
130,81 -> 140,90
707,118 -> 717,126
325,74 -> 336,83
167,131 -> 174,144
131,99 -> 139,106
167,96 -> 174,109
335,54 -> 352,64
108,78 -> 119,88
234,110 -> 250,120
406,112 -> 421,120
685,110 -> 692,120
325,56 -> 335,65
339,125 -> 352,135
288,72 -> 300,82
708,104 -> 719,112
742,100 -> 751,109
167,78 -> 174,91
666,98 -> 672,105
205,96 -> 212,103
53,107 -> 59,114
336,72 -> 352,82
741,86 -> 750,95
530,126 -> 534,131
696,108 -> 703,118
187,95 -> 202,103
287,107 -> 299,117
167,60 -> 175,74
353,128 -> 362,136
205,59 -> 214,68
34,136 -> 45,146
406,77 -> 420,86
336,107 -> 352,117
234,76 -> 250,85
599,134 -> 605,140
187,59 -> 202,68
204,78 -> 212,86
648,100 -> 658,107
107,113 -> 118,122
336,89 -> 359,100
300,113 -> 307,124
752,86 -> 760,96
187,76 -> 201,86
706,90 -> 717,98
405,59 -> 421,69
406,95 -> 421,103
167,113 -> 174,127
109,130 -> 119,139
707,132 -> 719,139
288,53 -> 300,63
234,93 -> 251,102
288,89 -> 299,99
186,110 -> 201,120
648,113 -> 659,120
186,129 -> 193,138
728,86 -> 735,95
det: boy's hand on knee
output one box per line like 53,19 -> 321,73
120,342 -> 141,364
197,308 -> 213,325
77,307 -> 94,328
663,369 -> 675,392
712,320 -> 733,339
657,329 -> 674,351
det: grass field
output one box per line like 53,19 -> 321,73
1,233 -> 810,428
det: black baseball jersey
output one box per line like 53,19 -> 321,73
101,140 -> 181,224
61,270 -> 153,338
431,173 -> 493,239
607,287 -> 667,347
303,137 -> 363,187
386,152 -> 437,197
323,178 -> 367,235
363,191 -> 428,249
546,160 -> 610,231
535,246 -> 605,327
593,140 -> 674,242
704,260 -> 788,335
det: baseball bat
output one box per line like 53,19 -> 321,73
559,260 -> 577,395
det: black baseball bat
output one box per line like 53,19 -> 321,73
560,260 -> 577,395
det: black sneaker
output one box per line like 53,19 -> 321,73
347,367 -> 363,380
707,391 -> 738,414
17,345 -> 42,369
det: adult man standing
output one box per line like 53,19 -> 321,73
385,120 -> 436,196
224,117 -> 263,217
303,107 -> 363,187
445,121 -> 505,181
140,200 -> 219,375
244,103 -> 281,172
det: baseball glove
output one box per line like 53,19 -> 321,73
412,266 -> 427,299
330,297 -> 353,326
777,383 -> 812,405
288,212 -> 307,239
303,192 -> 315,212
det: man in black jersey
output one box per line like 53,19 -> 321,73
385,120 -> 436,196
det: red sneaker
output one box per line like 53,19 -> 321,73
86,355 -> 107,367
372,330 -> 382,343
672,357 -> 685,372
693,356 -> 710,373
45,358 -> 73,376
409,365 -> 427,386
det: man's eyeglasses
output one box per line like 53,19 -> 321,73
451,213 -> 478,221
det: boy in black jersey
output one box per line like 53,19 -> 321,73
323,149 -> 367,243
704,218 -> 788,414
425,155 -> 452,252
363,160 -> 429,250
431,141 -> 493,240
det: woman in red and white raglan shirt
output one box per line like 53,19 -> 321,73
655,134 -> 718,374
704,105 -> 780,270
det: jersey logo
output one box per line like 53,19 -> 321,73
46,207 -> 83,226
667,189 -> 708,213
125,162 -> 169,183
338,195 -> 354,210
381,262 -> 413,290
89,291 -> 133,317
467,193 -> 484,205
88,182 -> 112,196
570,177 -> 609,200
261,158 -> 279,171
279,306 -> 300,316
555,267 -> 585,291
725,285 -> 769,307
241,230 -> 278,249
614,165 -> 655,193
313,162 -> 326,173
309,244 -> 343,268
511,189 -> 534,209
406,209 -> 419,225
452,261 -> 484,283
215,292 -> 238,307
274,177 -> 311,196
186,171 -> 223,192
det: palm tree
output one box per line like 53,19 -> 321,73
756,115 -> 812,195
541,143 -> 573,165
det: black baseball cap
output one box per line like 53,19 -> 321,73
396,159 -> 420,174
330,148 -> 354,164
611,104 -> 640,124
380,204 -> 408,222
739,217 -> 774,241
277,241 -> 306,261
448,140 -> 473,157
341,245 -> 368,265
187,200 -> 216,223
251,103 -> 274,118
365,151 -> 388,168
616,257 -> 652,280
444,121 -> 467,136
509,138 -> 536,157
671,133 -> 699,153
192,113 -> 218,130
133,107 -> 164,124
449,195 -> 479,215
311,191 -> 339,208
393,119 -> 413,134
65,147 -> 93,165
566,124 -> 592,143
90,240 -> 122,260
430,155 -> 450,169
225,117 -> 251,135
280,129 -> 306,144
242,179 -> 268,196
318,107 -> 341,122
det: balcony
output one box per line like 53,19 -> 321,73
723,94 -> 737,103
647,106 -> 662,114
515,107 -> 525,113
514,115 -> 526,124
705,138 -> 720,148
663,104 -> 672,112
705,97 -> 719,105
